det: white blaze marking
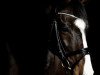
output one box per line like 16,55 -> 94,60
74,18 -> 94,75
83,55 -> 94,75
74,18 -> 87,48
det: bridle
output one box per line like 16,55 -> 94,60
48,12 -> 89,74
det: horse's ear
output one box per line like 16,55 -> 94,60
64,0 -> 71,4
80,0 -> 90,5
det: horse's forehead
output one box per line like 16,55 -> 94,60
74,18 -> 88,48
74,18 -> 86,30
59,13 -> 87,30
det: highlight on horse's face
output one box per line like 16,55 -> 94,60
46,0 -> 94,75
57,12 -> 94,75
58,13 -> 84,51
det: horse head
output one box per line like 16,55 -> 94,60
46,0 -> 94,75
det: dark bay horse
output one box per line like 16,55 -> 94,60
1,0 -> 94,75
45,0 -> 94,75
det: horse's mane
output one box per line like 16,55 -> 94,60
55,0 -> 89,27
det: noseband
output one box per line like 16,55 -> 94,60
48,12 -> 89,74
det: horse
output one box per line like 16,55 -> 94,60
0,0 -> 94,75
45,0 -> 94,75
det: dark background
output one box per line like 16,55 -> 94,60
1,0 -> 99,75
85,0 -> 99,75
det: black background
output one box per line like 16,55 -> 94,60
1,0 -> 99,75
85,0 -> 99,75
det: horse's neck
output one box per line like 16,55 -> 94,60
45,51 -> 66,75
